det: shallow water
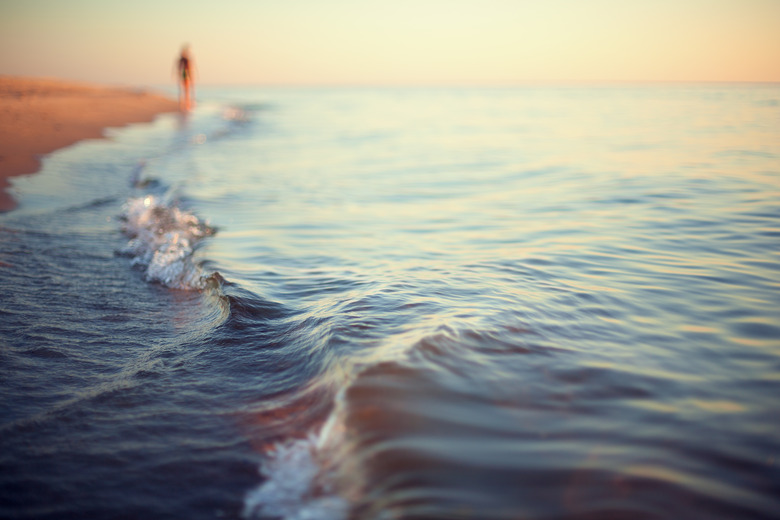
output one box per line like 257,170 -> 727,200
2,85 -> 780,519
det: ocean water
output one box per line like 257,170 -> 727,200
1,85 -> 779,520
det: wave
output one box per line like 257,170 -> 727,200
240,319 -> 778,520
242,385 -> 350,520
116,103 -> 257,291
242,433 -> 349,520
119,194 -> 216,290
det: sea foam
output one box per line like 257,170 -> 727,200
242,392 -> 351,520
120,195 -> 214,290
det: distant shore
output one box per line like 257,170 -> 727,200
0,76 -> 179,212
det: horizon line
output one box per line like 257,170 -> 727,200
191,79 -> 780,88
4,75 -> 779,90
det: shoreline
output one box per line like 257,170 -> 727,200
0,76 -> 179,212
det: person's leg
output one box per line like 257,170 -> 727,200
182,79 -> 192,111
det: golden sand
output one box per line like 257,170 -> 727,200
0,76 -> 178,211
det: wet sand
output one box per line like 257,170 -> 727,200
0,76 -> 178,211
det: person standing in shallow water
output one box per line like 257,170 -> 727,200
177,46 -> 195,111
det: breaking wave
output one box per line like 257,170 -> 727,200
119,194 -> 215,290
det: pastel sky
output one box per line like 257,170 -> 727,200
1,0 -> 779,86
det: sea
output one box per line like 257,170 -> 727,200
1,84 -> 779,520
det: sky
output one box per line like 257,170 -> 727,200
1,0 -> 779,86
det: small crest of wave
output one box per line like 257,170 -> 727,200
119,194 -> 216,290
242,432 -> 350,520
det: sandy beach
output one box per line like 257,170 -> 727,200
0,76 -> 178,212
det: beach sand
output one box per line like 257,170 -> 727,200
0,76 -> 178,212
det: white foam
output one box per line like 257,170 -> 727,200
222,106 -> 249,122
120,195 -> 214,289
242,396 -> 351,520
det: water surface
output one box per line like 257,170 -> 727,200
1,85 -> 779,519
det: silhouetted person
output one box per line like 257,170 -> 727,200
177,46 -> 195,111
